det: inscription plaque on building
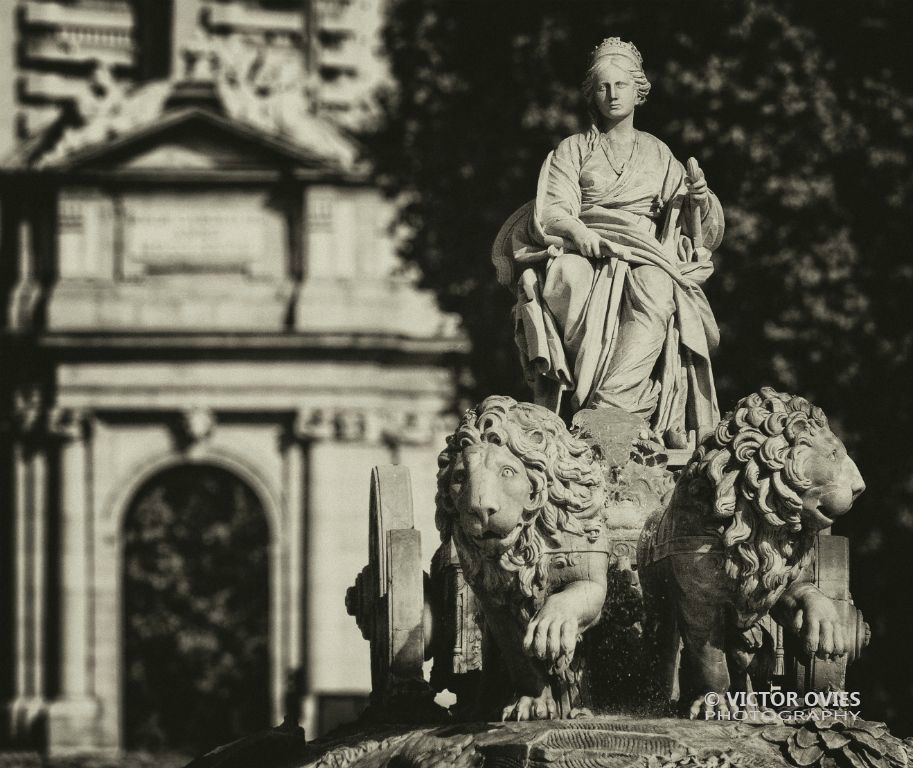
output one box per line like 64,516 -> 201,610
122,192 -> 287,277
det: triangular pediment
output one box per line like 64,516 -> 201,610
52,109 -> 350,175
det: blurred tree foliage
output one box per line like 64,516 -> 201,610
123,465 -> 270,753
366,0 -> 912,732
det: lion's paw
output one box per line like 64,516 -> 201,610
502,691 -> 558,721
688,692 -> 737,721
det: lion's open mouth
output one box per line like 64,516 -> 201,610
470,525 -> 525,554
804,503 -> 836,530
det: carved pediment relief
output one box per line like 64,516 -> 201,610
5,34 -> 362,176
43,108 -> 354,177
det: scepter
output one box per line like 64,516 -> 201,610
686,157 -> 711,261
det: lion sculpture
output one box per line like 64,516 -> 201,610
435,396 -> 609,720
637,387 -> 866,717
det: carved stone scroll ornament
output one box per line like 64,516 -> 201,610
176,407 -> 215,448
47,407 -> 91,441
11,388 -> 44,437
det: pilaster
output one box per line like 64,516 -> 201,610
6,391 -> 50,743
46,408 -> 105,755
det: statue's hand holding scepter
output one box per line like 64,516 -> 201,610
686,157 -> 712,260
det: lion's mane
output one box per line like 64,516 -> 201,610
436,396 -> 606,605
682,386 -> 830,618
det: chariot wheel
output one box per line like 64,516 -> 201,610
346,465 -> 428,697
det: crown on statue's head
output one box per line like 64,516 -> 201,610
591,37 -> 643,67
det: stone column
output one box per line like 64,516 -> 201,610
46,409 -> 102,756
284,416 -> 309,725
8,445 -> 48,737
7,391 -> 49,743
296,407 -> 394,737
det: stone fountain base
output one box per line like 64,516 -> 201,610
186,712 -> 912,768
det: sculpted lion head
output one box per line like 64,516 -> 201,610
436,396 -> 606,604
684,387 -> 865,608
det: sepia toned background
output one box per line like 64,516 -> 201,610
0,0 -> 465,762
0,0 -> 910,764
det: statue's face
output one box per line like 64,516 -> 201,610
449,442 -> 533,555
592,60 -> 637,122
794,428 -> 865,530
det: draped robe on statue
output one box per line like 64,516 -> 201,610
495,128 -> 725,441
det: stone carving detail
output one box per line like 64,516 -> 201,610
12,388 -> 44,436
6,396 -> 95,443
435,396 -> 610,720
176,408 -> 216,447
294,407 -> 445,446
335,409 -> 369,442
492,37 -> 725,445
391,731 -> 479,768
346,389 -> 870,730
646,748 -> 746,768
39,34 -> 357,169
298,717 -> 837,767
760,712 -> 912,768
47,407 -> 91,441
428,538 -> 483,716
294,408 -> 337,441
638,388 -> 867,717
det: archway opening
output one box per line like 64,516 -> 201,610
122,463 -> 271,754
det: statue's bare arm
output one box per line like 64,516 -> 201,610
545,217 -> 603,258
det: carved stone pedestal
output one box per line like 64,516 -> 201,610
187,715 -> 913,768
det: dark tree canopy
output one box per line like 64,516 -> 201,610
365,0 -> 912,732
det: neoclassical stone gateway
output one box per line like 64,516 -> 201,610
0,56 -> 464,755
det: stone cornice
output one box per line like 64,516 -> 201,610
4,398 -> 453,448
16,332 -> 469,360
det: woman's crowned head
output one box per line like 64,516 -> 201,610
582,37 -> 651,127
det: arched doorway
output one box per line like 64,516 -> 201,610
122,464 -> 271,753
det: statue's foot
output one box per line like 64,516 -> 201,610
663,425 -> 692,450
502,691 -> 558,721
